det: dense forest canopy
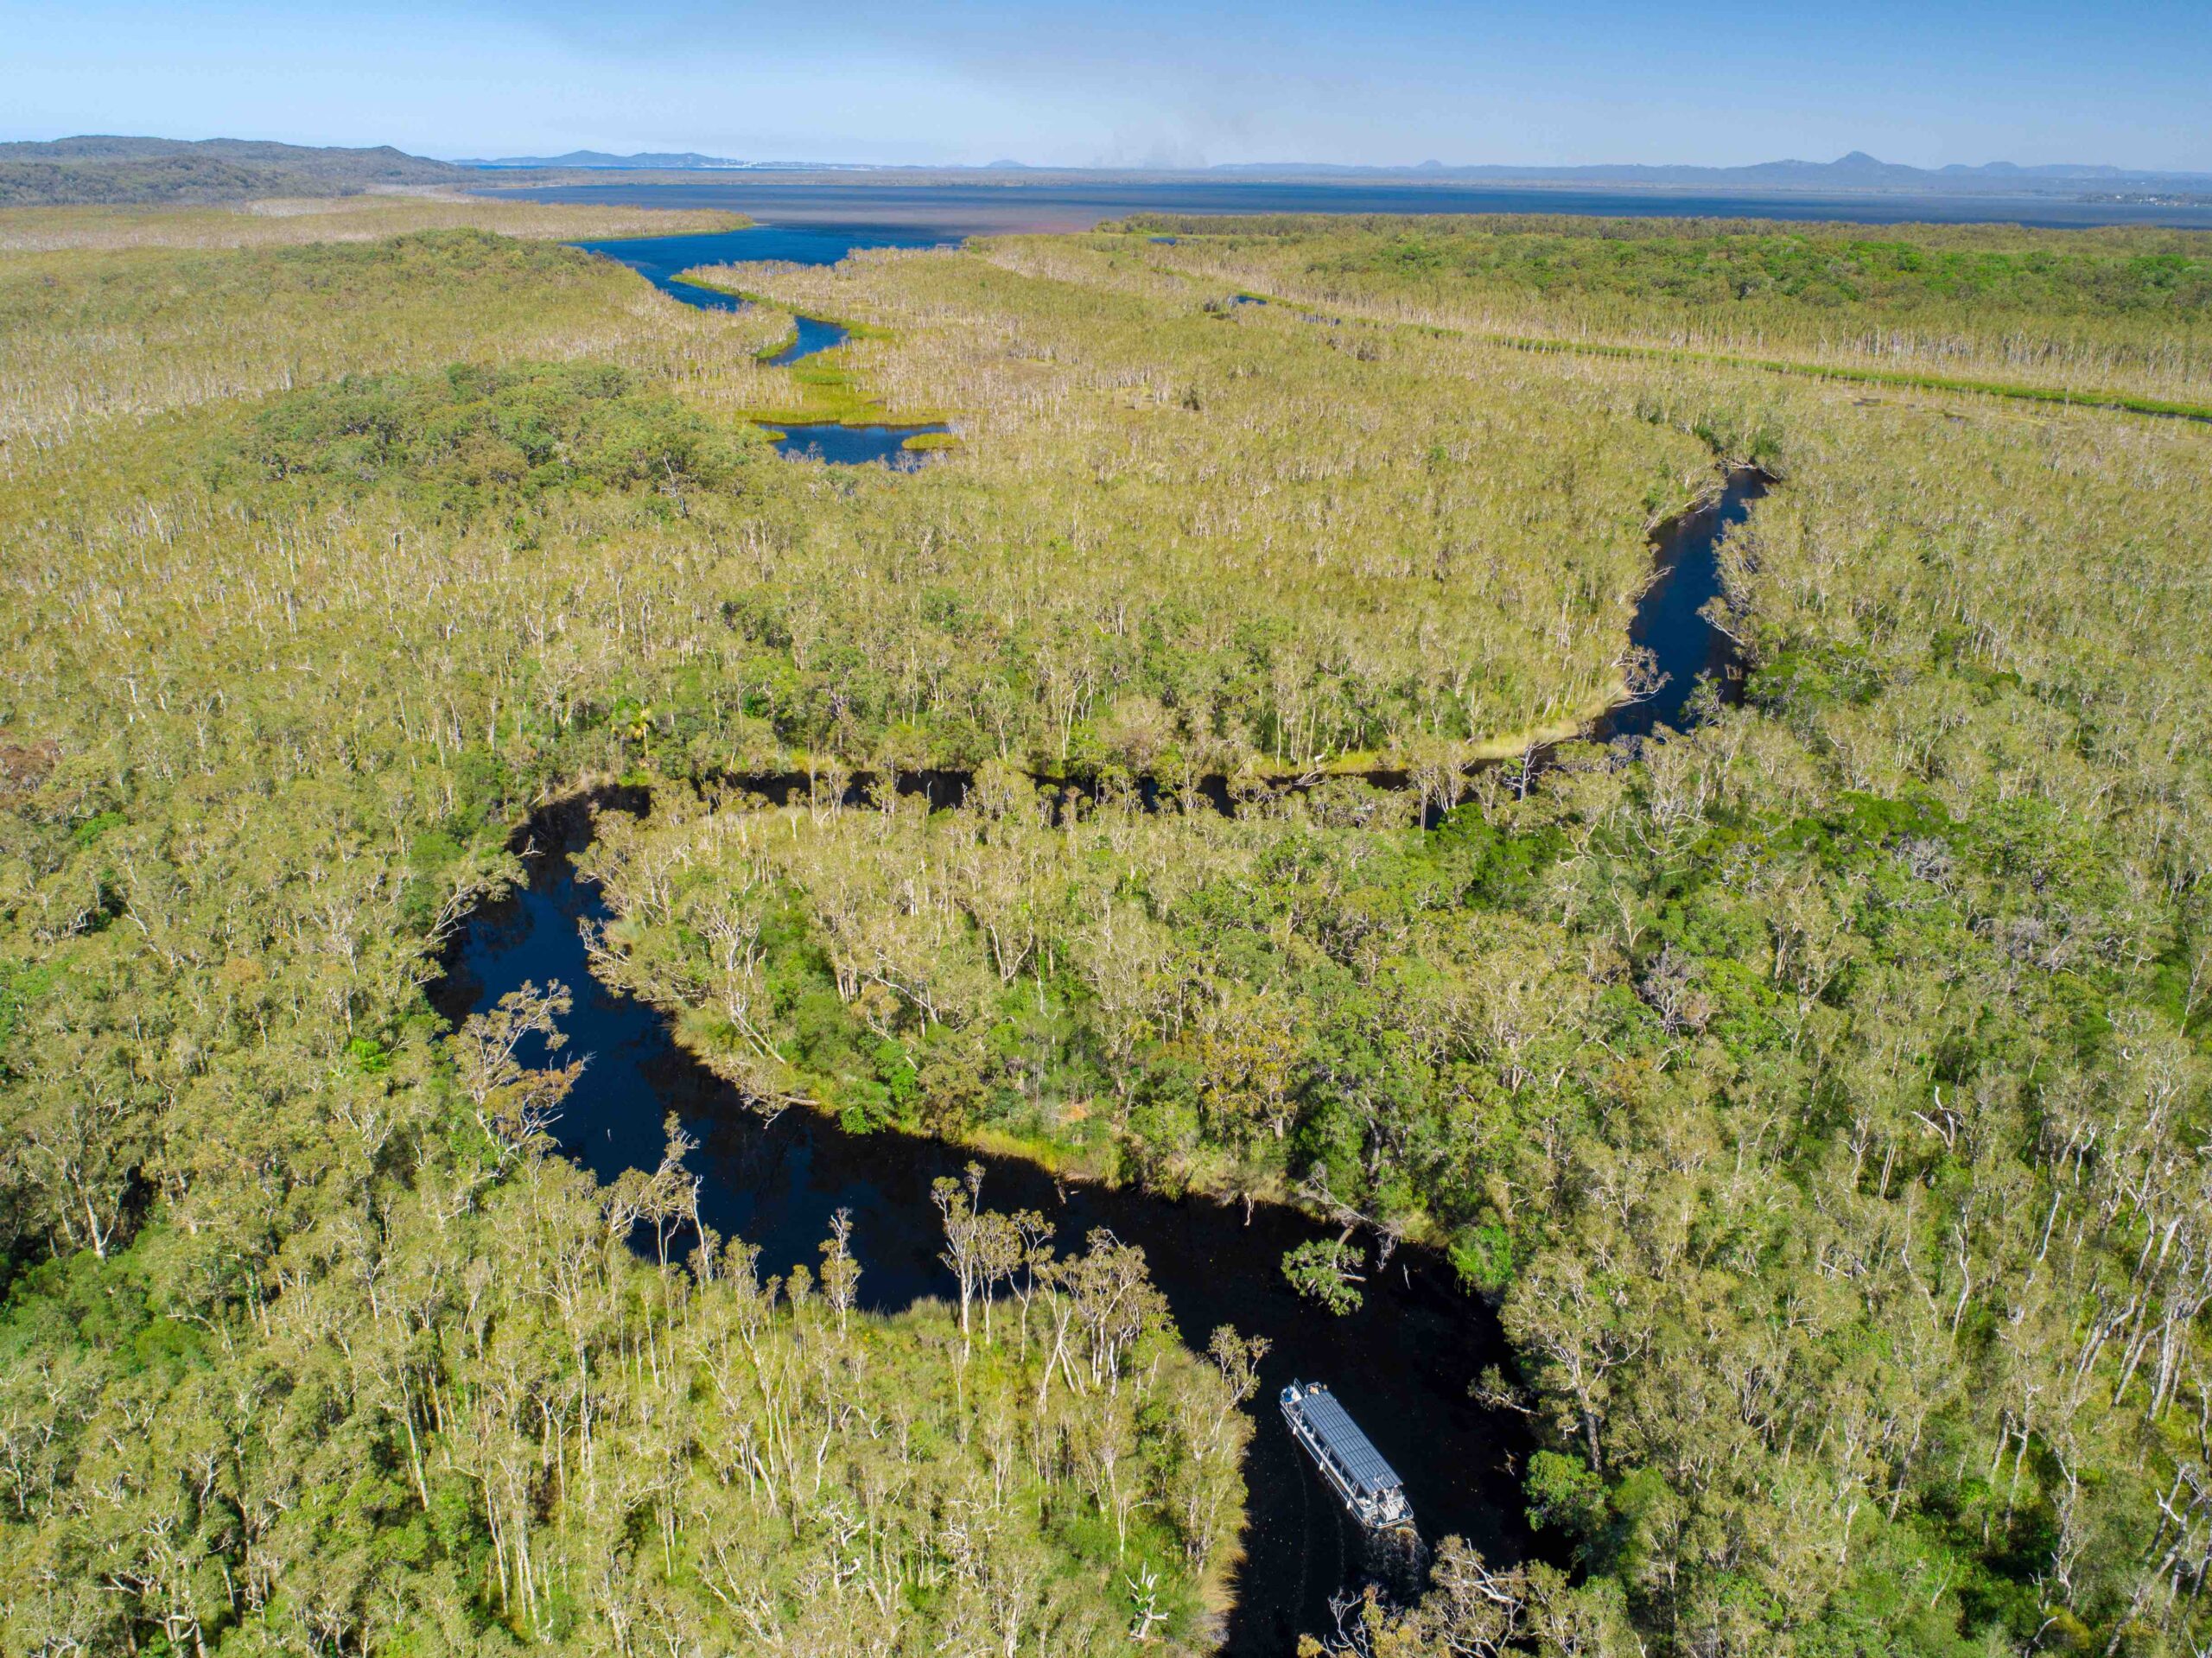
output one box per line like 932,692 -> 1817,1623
0,196 -> 1260,1655
2,192 -> 2209,1657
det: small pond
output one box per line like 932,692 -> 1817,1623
762,420 -> 950,467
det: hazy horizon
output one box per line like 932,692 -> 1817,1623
439,148 -> 2212,178
3,0 -> 2208,175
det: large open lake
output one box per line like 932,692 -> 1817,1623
486,175 -> 2212,233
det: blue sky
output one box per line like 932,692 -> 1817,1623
3,0 -> 2207,171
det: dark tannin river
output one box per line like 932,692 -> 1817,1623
433,804 -> 1530,1653
467,219 -> 1759,1644
1598,471 -> 1765,741
428,478 -> 1758,1648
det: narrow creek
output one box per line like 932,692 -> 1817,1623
763,312 -> 850,365
1597,468 -> 1765,741
488,224 -> 1764,1648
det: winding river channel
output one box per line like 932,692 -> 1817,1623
435,809 -> 1525,1650
464,225 -> 1765,1648
573,225 -> 954,465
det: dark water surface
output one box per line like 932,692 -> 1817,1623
764,312 -> 851,365
1594,471 -> 1767,743
508,177 -> 2212,232
423,475 -> 1756,1642
451,196 -> 1763,1633
433,810 -> 1533,1653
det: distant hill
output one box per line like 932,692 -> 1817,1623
0,136 -> 467,206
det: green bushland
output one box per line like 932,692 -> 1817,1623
1473,320 -> 2212,421
1421,317 -> 2212,422
680,268 -> 946,428
206,360 -> 766,519
668,239 -> 1714,771
746,344 -> 924,428
584,261 -> 2212,1655
1110,213 -> 2212,408
7,191 -> 2212,1658
0,203 -> 1258,1655
0,223 -> 785,455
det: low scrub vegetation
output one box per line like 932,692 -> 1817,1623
1113,213 -> 2212,408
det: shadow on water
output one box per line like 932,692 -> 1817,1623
431,796 -> 1536,1653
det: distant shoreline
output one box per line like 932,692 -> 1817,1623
474,173 -> 2212,233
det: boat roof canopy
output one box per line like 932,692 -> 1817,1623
1296,1387 -> 1403,1498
